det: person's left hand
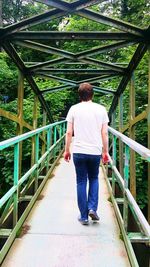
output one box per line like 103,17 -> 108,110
102,152 -> 110,164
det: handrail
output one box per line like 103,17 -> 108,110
0,120 -> 66,150
0,119 -> 67,264
107,126 -> 150,267
108,156 -> 150,237
0,120 -> 66,208
108,126 -> 150,161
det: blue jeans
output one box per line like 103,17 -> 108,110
73,153 -> 101,220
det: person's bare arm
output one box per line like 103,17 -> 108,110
64,122 -> 73,162
101,123 -> 109,163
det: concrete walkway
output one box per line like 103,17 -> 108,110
2,157 -> 130,267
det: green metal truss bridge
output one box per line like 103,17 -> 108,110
0,1 -> 150,266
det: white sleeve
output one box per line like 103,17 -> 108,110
66,106 -> 74,123
102,108 -> 109,124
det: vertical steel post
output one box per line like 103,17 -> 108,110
53,126 -> 57,160
13,143 -> 19,227
16,71 -> 24,179
111,110 -> 116,195
129,73 -> 136,199
31,95 -> 38,166
112,135 -> 117,195
42,109 -> 46,156
35,133 -> 39,192
123,145 -> 130,232
46,127 -> 51,172
148,48 -> 150,223
119,94 -> 124,177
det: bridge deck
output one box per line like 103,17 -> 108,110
2,157 -> 130,267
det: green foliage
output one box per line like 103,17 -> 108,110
2,0 -> 47,25
0,53 -> 18,100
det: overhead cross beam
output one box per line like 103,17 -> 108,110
0,0 -> 147,41
12,40 -> 127,73
35,68 -> 121,75
37,72 -> 115,95
6,31 -> 145,41
35,0 -> 102,10
35,0 -> 144,36
0,0 -> 103,38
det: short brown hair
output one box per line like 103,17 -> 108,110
78,83 -> 93,101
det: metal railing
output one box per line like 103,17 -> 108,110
0,120 -> 66,264
103,126 -> 150,267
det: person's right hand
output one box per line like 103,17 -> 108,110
64,151 -> 71,162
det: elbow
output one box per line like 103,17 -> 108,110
66,131 -> 72,137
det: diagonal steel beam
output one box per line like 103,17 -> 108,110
35,0 -> 144,36
42,84 -> 75,94
35,72 -> 115,95
37,72 -> 115,95
0,9 -> 67,39
2,42 -> 53,122
78,9 -> 144,36
109,43 -> 148,116
0,0 -> 102,38
36,73 -> 78,86
94,87 -> 115,95
78,74 -> 120,84
0,0 -> 146,41
12,40 -> 132,73
80,58 -> 125,73
29,57 -> 69,71
35,0 -> 104,11
12,40 -> 75,59
77,41 -> 137,58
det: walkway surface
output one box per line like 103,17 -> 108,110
2,157 -> 131,267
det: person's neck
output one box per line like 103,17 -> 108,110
81,100 -> 92,103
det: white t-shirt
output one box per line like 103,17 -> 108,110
66,101 -> 109,155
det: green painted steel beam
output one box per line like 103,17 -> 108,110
78,9 -> 145,36
77,41 -> 137,58
29,58 -> 69,71
41,84 -> 75,94
16,40 -> 126,74
13,40 -> 75,59
93,87 -> 115,95
36,0 -> 102,10
35,0 -> 145,36
78,74 -> 120,83
0,0 -> 148,43
42,85 -> 73,94
40,74 -> 116,95
109,43 -> 148,117
80,58 -> 125,73
36,73 -> 77,86
0,229 -> 12,238
7,31 -> 145,41
35,73 -> 115,95
35,69 -> 120,75
2,41 -> 53,122
0,0 -> 101,39
0,9 -> 67,39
